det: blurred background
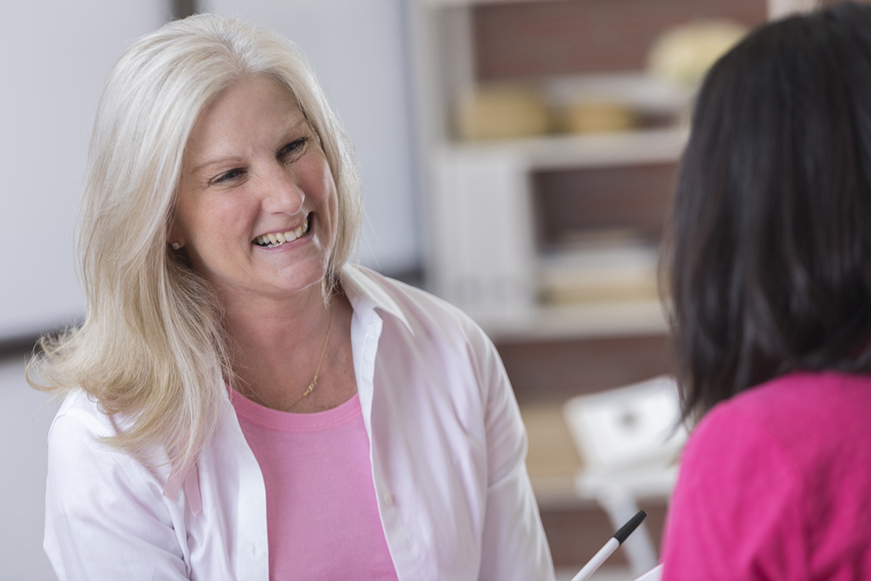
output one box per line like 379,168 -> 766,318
0,0 -> 836,578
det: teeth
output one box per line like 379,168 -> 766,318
254,217 -> 311,248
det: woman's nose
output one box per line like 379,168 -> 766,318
260,165 -> 304,214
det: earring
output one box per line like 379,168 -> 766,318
171,242 -> 181,250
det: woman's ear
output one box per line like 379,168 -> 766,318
167,220 -> 185,251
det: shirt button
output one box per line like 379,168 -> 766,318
383,492 -> 394,506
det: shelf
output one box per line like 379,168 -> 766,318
416,0 -> 562,7
521,402 -> 587,507
440,127 -> 689,171
480,299 -> 669,342
413,0 -> 685,342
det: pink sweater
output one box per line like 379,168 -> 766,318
231,391 -> 399,580
661,372 -> 871,580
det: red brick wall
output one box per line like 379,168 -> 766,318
473,0 -> 768,80
497,334 -> 674,405
533,162 -> 678,246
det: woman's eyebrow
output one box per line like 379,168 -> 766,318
187,115 -> 310,176
278,117 -> 313,140
189,155 -> 245,176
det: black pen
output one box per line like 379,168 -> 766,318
570,510 -> 648,581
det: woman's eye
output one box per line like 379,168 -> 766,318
212,168 -> 245,185
280,138 -> 309,159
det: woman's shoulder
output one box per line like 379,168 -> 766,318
665,376 -> 871,579
686,371 -> 871,479
51,388 -> 120,441
341,264 -> 488,340
702,371 -> 871,432
48,388 -> 165,473
47,390 -> 152,495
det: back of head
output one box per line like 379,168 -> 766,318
668,2 -> 871,419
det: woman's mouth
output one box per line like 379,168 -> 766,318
253,215 -> 311,248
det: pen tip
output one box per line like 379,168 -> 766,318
613,510 -> 647,544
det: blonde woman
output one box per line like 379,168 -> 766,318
31,14 -> 554,581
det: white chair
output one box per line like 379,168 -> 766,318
563,376 -> 686,576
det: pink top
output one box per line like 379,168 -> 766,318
661,372 -> 871,580
231,390 -> 399,581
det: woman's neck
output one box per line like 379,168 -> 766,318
221,284 -> 354,411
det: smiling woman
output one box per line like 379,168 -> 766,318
172,76 -> 338,313
26,13 -> 555,581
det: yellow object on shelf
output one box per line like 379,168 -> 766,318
540,269 -> 659,304
454,84 -> 550,141
558,100 -> 638,134
647,20 -> 748,86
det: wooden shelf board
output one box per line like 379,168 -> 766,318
442,128 -> 689,171
417,0 -> 563,7
481,299 -> 669,342
522,403 -> 585,507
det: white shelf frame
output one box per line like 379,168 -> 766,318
443,127 -> 689,171
416,0 -> 570,7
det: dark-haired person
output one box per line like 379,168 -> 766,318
661,3 -> 871,579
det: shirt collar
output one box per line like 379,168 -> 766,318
340,264 -> 413,334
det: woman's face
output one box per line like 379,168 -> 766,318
170,74 -> 339,307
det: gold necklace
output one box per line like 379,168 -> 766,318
242,303 -> 334,411
285,303 -> 334,410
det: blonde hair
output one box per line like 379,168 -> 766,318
28,14 -> 362,468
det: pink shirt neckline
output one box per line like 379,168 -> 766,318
229,388 -> 361,432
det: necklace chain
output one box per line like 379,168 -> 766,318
243,302 -> 334,412
285,303 -> 333,410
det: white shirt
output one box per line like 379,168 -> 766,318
44,265 -> 556,580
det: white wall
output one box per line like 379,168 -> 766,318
0,2 -> 173,340
1,0 -> 423,343
0,357 -> 59,580
202,0 -> 422,275
1,3 -> 172,577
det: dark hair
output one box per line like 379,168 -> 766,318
668,2 -> 871,420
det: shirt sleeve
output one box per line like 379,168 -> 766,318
475,334 -> 556,581
44,411 -> 190,581
660,405 -> 808,581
